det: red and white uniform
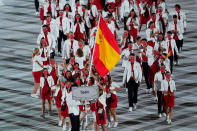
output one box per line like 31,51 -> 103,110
72,22 -> 85,41
62,39 -> 79,59
161,79 -> 176,107
168,21 -> 183,40
106,82 -> 119,109
39,47 -> 50,67
126,17 -> 139,41
120,0 -> 138,19
40,76 -> 54,100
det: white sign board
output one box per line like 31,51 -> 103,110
72,86 -> 99,101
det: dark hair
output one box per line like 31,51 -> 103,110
148,21 -> 154,28
175,4 -> 181,10
74,14 -> 82,24
173,15 -> 177,18
136,36 -> 141,41
42,68 -> 49,77
142,38 -> 147,42
42,25 -> 48,28
167,31 -> 172,34
129,9 -> 137,19
130,53 -> 135,56
64,4 -> 72,12
46,12 -> 52,17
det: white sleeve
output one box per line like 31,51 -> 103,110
137,63 -> 142,82
37,34 -> 42,45
122,65 -> 128,84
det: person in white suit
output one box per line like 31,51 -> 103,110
123,53 -> 142,112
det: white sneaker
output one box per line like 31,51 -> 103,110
31,93 -> 39,98
149,88 -> 153,93
113,122 -> 118,127
107,122 -> 111,128
166,115 -> 169,122
167,119 -> 171,124
133,104 -> 137,110
162,113 -> 166,117
35,11 -> 39,16
68,128 -> 71,131
154,96 -> 158,102
58,120 -> 62,127
128,107 -> 133,112
145,89 -> 149,94
62,125 -> 66,131
158,113 -> 162,118
125,88 -> 128,92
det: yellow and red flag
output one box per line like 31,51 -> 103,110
93,16 -> 120,77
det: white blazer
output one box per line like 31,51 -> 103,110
120,0 -> 133,18
126,17 -> 139,30
37,32 -> 56,53
32,55 -> 47,72
168,21 -> 183,40
43,1 -> 57,18
154,71 -> 165,91
48,64 -> 60,76
120,48 -> 134,67
123,61 -> 142,83
40,76 -> 54,88
72,22 -> 85,34
164,39 -> 179,56
43,19 -> 59,40
161,79 -> 176,93
62,39 -> 79,59
98,91 -> 107,109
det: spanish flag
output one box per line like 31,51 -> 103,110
93,16 -> 120,77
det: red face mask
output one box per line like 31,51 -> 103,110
77,3 -> 80,7
104,77 -> 108,82
43,28 -> 47,34
152,15 -> 156,21
124,32 -> 128,36
168,35 -> 171,40
88,80 -> 92,86
70,34 -> 74,39
160,56 -> 163,59
128,44 -> 132,50
79,44 -> 83,48
51,60 -> 55,65
90,1 -> 93,4
76,79 -> 81,84
160,68 -> 165,73
66,6 -> 69,11
105,19 -> 108,23
74,66 -> 78,70
159,36 -> 163,41
131,13 -> 135,17
108,8 -> 113,12
66,75 -> 70,79
76,16 -> 80,20
47,18 -> 51,23
44,71 -> 48,75
71,59 -> 75,64
82,8 -> 85,12
62,81 -> 65,85
84,72 -> 88,76
66,83 -> 71,88
59,12 -> 63,17
42,41 -> 45,45
175,7 -> 179,12
166,74 -> 171,79
130,58 -> 135,63
93,32 -> 96,36
143,42 -> 147,47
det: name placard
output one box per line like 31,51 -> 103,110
72,86 -> 99,101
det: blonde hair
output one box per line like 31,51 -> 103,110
32,48 -> 40,58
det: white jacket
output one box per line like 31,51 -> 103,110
123,61 -> 142,83
154,71 -> 165,91
161,79 -> 176,93
120,0 -> 135,18
72,22 -> 85,34
43,19 -> 59,40
62,39 -> 79,59
126,17 -> 139,30
168,21 -> 183,40
163,39 -> 179,56
171,10 -> 186,33
40,76 -> 54,88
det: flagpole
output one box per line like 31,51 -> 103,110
87,14 -> 101,85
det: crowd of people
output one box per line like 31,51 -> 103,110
31,0 -> 186,130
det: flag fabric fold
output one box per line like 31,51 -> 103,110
93,16 -> 120,77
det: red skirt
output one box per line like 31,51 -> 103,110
163,95 -> 175,107
106,94 -> 118,108
40,7 -> 44,21
140,14 -> 150,25
41,86 -> 51,100
32,71 -> 42,83
61,103 -> 69,117
130,28 -> 138,41
95,109 -> 106,125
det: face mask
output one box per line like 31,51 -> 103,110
77,3 -> 80,7
166,74 -> 171,79
128,45 -> 132,50
74,66 -> 79,70
160,56 -> 163,59
90,1 -> 93,4
108,8 -> 113,12
66,6 -> 69,11
131,13 -> 134,17
152,16 -> 156,21
160,68 -> 165,73
104,77 -> 108,82
168,35 -> 171,40
76,79 -> 81,84
61,81 -> 65,85
88,80 -> 92,86
143,42 -> 147,47
66,83 -> 71,88
43,28 -> 47,34
59,12 -> 63,17
47,18 -> 51,23
42,41 -> 45,45
130,58 -> 134,63
76,16 -> 80,20
105,19 -> 108,23
44,71 -> 48,75
93,32 -> 96,36
70,34 -> 74,39
82,8 -> 85,12
66,75 -> 70,79
51,60 -> 55,65
124,32 -> 128,36
175,7 -> 179,12
79,44 -> 83,48
84,72 -> 88,76
71,59 -> 75,64
159,36 -> 163,41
